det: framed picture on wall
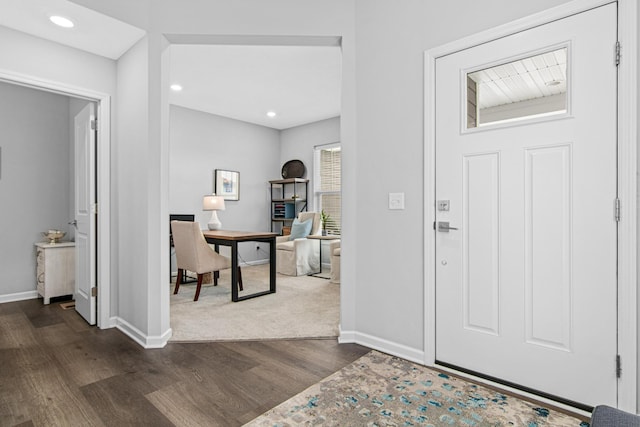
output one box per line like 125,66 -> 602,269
214,169 -> 240,201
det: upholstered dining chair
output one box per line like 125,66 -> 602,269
170,220 -> 242,301
276,211 -> 321,276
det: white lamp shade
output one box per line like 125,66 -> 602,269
203,195 -> 225,211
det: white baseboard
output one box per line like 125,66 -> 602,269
116,317 -> 172,348
102,316 -> 119,329
339,328 -> 425,364
0,290 -> 38,304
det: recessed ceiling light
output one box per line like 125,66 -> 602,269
266,111 -> 277,118
49,15 -> 75,28
170,84 -> 183,92
545,80 -> 562,87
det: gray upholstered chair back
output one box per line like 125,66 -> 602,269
590,405 -> 640,427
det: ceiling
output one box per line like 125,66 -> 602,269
0,0 -> 342,130
0,0 -> 145,60
469,48 -> 567,109
169,44 -> 341,130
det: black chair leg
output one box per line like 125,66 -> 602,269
237,267 -> 243,291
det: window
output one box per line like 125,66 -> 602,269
314,143 -> 341,234
466,47 -> 568,129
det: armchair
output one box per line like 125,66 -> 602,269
276,212 -> 321,276
170,220 -> 242,301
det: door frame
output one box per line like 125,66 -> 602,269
424,0 -> 637,411
0,69 -> 112,329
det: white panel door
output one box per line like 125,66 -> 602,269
435,4 -> 617,406
74,103 -> 97,325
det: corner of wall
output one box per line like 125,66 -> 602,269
116,317 -> 172,348
339,327 -> 425,365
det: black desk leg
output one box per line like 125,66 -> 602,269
231,241 -> 239,302
270,238 -> 276,293
213,243 -> 220,285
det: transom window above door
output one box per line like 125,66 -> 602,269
466,47 -> 568,129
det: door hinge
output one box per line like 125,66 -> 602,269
616,354 -> 622,378
615,41 -> 621,66
91,287 -> 97,297
90,119 -> 97,131
615,198 -> 621,222
92,203 -> 98,215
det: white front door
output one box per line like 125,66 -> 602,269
435,4 -> 617,406
74,103 -> 97,325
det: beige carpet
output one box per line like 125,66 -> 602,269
169,263 -> 340,342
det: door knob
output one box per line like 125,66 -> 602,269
69,220 -> 77,228
437,221 -> 458,232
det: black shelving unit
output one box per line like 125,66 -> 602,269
269,178 -> 309,234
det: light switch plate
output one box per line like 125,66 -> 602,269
389,192 -> 405,210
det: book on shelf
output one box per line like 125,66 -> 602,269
284,203 -> 295,219
273,202 -> 295,219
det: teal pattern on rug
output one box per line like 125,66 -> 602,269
245,351 -> 590,427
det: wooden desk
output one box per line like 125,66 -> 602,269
202,230 -> 277,302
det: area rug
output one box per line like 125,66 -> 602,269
169,263 -> 339,341
245,351 -> 590,427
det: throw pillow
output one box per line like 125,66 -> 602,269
289,218 -> 313,240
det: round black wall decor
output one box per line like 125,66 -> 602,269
281,159 -> 306,179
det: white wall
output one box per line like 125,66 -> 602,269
638,0 -> 640,409
0,82 -> 71,297
0,26 -> 116,94
169,105 -> 280,265
280,116 -> 340,212
115,37 -> 150,334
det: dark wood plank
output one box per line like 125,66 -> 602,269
0,346 -> 104,426
0,298 -> 370,426
0,312 -> 39,349
81,373 -> 176,426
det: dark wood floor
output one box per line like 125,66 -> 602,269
0,298 -> 370,426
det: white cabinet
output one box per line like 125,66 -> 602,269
35,242 -> 75,304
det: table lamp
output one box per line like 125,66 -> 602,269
203,195 -> 225,230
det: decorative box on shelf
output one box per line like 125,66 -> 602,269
35,241 -> 75,304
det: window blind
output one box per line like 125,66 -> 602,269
315,146 -> 341,234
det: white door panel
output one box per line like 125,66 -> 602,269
74,103 -> 96,325
435,4 -> 617,406
463,152 -> 500,336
